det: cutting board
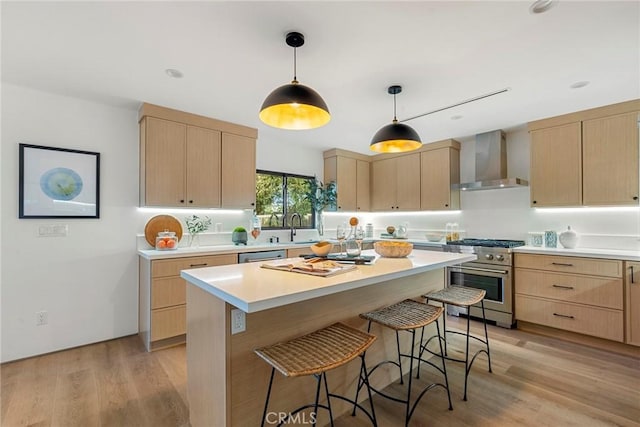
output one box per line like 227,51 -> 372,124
144,215 -> 183,246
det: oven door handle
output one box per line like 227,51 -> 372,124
452,265 -> 509,275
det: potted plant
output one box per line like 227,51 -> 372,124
232,226 -> 248,245
304,179 -> 337,236
185,215 -> 212,247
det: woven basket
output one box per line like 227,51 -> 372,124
374,241 -> 413,258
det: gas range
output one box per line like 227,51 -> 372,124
444,239 -> 525,266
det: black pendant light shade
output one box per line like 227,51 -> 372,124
370,85 -> 422,153
259,32 -> 330,130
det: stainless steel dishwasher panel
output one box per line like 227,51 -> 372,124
238,250 -> 287,263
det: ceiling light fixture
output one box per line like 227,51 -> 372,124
370,85 -> 422,153
259,32 -> 330,130
165,69 -> 183,78
530,0 -> 555,14
570,81 -> 590,89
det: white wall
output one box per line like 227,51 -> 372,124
1,84 -> 140,362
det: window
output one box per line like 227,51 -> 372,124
255,170 -> 315,229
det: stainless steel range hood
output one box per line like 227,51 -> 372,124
452,130 -> 528,191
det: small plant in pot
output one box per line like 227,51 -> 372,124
232,227 -> 248,245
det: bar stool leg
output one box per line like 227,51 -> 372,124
481,300 -> 493,373
312,373 -> 323,427
322,372 -> 335,427
395,331 -> 404,385
463,312 -> 471,401
359,353 -> 378,425
261,368 -> 276,427
404,329 -> 417,427
442,303 -> 449,356
435,320 -> 453,410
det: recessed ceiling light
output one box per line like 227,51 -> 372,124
451,115 -> 463,120
530,0 -> 555,14
165,69 -> 183,78
569,81 -> 590,89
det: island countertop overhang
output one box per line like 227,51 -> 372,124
180,250 -> 476,313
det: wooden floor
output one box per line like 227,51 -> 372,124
2,317 -> 639,427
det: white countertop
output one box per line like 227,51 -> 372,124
513,245 -> 640,261
180,250 -> 476,313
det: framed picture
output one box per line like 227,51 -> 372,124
19,144 -> 100,218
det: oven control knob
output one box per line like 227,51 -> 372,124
485,254 -> 494,260
496,254 -> 505,261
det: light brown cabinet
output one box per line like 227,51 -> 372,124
139,253 -> 237,351
528,100 -> 639,207
515,253 -> 624,342
221,133 -> 256,209
371,153 -> 421,211
323,150 -> 370,212
139,103 -> 257,209
582,112 -> 639,206
625,261 -> 640,346
420,143 -> 460,210
530,122 -> 582,207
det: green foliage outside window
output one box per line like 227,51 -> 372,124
255,171 -> 315,229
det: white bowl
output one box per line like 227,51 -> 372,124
425,233 -> 443,242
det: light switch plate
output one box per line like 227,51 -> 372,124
231,309 -> 246,334
38,224 -> 68,237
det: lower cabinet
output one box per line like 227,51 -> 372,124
139,253 -> 237,351
514,253 -> 624,342
625,261 -> 640,346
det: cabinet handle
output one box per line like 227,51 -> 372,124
251,202 -> 255,206
551,262 -> 574,267
533,200 -> 537,204
189,200 -> 194,204
633,196 -> 638,201
338,206 -> 342,210
552,284 -> 574,290
632,266 -> 636,284
553,313 -> 575,319
445,204 -> 448,207
179,199 -> 185,203
189,263 -> 208,267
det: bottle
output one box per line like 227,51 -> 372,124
451,223 -> 460,241
365,223 -> 374,238
445,223 -> 453,242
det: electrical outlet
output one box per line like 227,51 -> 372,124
231,309 -> 246,334
36,311 -> 48,326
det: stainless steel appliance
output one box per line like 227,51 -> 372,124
443,238 -> 525,328
238,249 -> 287,263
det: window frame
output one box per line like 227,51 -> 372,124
255,169 -> 316,230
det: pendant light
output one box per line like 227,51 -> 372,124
259,32 -> 330,130
370,85 -> 422,153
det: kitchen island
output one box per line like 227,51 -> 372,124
181,250 -> 476,427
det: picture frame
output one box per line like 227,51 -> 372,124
19,143 -> 100,218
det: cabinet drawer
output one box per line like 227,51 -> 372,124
151,305 -> 186,341
515,295 -> 623,342
152,277 -> 186,309
515,269 -> 623,309
151,254 -> 237,278
515,254 -> 622,278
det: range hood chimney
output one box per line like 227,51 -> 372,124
452,130 -> 528,191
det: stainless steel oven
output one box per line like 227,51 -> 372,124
444,239 -> 524,328
447,261 -> 513,328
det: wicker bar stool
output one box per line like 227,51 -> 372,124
355,299 -> 452,426
421,286 -> 492,401
254,322 -> 377,427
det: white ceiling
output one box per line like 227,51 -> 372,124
2,1 -> 639,155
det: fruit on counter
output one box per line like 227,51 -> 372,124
349,217 -> 359,226
166,239 -> 176,249
386,226 -> 396,235
156,240 -> 167,249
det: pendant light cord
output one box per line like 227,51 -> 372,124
392,92 -> 398,123
292,47 -> 298,83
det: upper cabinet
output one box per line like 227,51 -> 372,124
420,141 -> 460,210
371,153 -> 421,211
139,103 -> 257,209
582,112 -> 639,206
323,149 -> 370,212
528,100 -> 639,207
530,122 -> 582,207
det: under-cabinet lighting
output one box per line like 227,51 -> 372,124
353,210 -> 462,216
535,206 -> 640,213
137,207 -> 245,215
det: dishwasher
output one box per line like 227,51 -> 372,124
238,249 -> 287,264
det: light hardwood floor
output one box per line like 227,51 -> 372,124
2,317 -> 638,427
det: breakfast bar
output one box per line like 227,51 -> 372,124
181,249 -> 475,426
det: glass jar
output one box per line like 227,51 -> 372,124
155,230 -> 178,250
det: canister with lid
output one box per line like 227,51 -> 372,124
156,230 -> 178,250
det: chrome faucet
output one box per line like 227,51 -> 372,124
289,212 -> 302,242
